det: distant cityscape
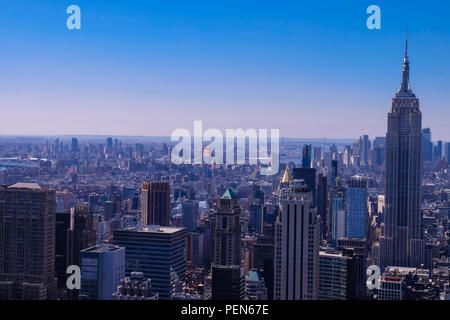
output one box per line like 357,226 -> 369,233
0,41 -> 449,301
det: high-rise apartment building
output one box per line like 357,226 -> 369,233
0,183 -> 57,300
140,182 -> 171,226
380,38 -> 424,269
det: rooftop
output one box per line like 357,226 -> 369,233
221,188 -> 237,199
81,244 -> 124,253
123,225 -> 185,234
8,182 -> 42,190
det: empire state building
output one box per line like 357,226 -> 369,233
380,36 -> 424,269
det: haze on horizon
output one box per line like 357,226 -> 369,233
1,1 -> 449,141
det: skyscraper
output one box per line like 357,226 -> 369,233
67,203 -> 96,268
433,140 -> 442,161
249,203 -> 264,234
317,171 -> 328,241
140,181 -> 171,226
0,183 -> 57,300
211,265 -> 245,300
380,37 -> 424,269
360,135 -> 370,166
55,210 -> 71,292
331,189 -> 346,246
292,167 -> 316,207
71,137 -> 79,153
422,128 -> 433,162
113,225 -> 186,300
79,244 -> 125,300
213,188 -> 242,266
445,142 -> 450,164
181,200 -> 199,232
345,176 -> 368,240
302,144 -> 312,168
274,179 -> 319,300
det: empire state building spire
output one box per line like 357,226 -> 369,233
397,31 -> 415,97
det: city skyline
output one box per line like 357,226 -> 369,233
0,1 -> 449,304
1,1 -> 449,140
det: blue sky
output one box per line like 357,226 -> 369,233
0,0 -> 449,140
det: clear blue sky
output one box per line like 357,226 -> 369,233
1,0 -> 449,140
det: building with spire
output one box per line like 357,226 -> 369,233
380,35 -> 424,269
213,188 -> 242,266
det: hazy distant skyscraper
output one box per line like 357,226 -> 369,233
380,37 -> 424,269
330,160 -> 338,186
140,182 -> 171,226
445,142 -> 450,164
71,137 -> 79,153
181,200 -> 199,232
373,137 -> 386,167
422,128 -> 433,162
302,144 -> 312,168
433,140 -> 442,161
360,135 -> 370,166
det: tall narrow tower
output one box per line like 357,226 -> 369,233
213,188 -> 242,266
274,179 -> 319,300
380,35 -> 424,268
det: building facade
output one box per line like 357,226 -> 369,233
0,183 -> 57,300
113,225 -> 186,300
80,244 -> 125,300
274,179 -> 319,300
380,38 -> 424,269
140,181 -> 171,226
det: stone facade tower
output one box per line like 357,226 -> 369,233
380,35 -> 424,269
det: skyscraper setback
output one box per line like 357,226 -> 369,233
380,37 -> 424,269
